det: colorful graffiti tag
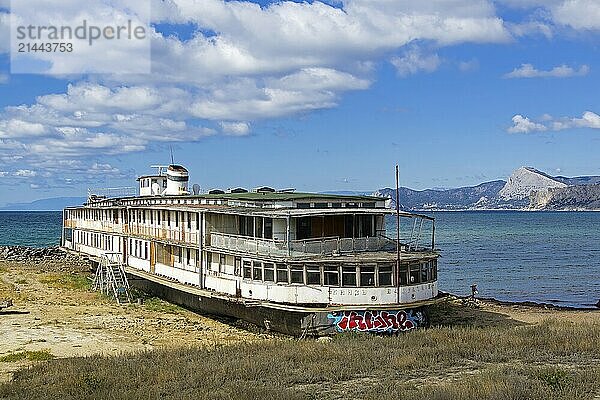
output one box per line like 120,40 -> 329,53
327,310 -> 423,333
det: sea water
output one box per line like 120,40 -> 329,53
0,210 -> 598,308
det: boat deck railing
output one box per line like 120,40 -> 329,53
209,232 -> 429,257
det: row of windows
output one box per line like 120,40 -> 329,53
129,238 -> 149,260
75,230 -> 118,252
130,209 -> 200,230
239,260 -> 437,287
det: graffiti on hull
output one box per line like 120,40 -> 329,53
327,310 -> 424,333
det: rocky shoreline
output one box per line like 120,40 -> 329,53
0,245 -> 91,272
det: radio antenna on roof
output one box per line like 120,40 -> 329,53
170,146 -> 174,165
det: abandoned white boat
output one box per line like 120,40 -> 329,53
62,164 -> 440,335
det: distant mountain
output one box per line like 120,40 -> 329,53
321,190 -> 373,196
499,167 -> 567,201
374,167 -> 600,211
553,175 -> 600,186
530,184 -> 600,210
0,197 -> 86,211
374,180 -> 507,210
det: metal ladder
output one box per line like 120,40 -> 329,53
93,252 -> 131,304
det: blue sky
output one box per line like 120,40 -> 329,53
0,0 -> 599,205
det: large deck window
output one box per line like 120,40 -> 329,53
253,261 -> 263,281
359,265 -> 376,287
290,265 -> 304,284
264,263 -> 275,282
243,260 -> 252,279
276,264 -> 288,283
306,265 -> 321,285
342,265 -> 357,287
323,265 -> 339,286
378,263 -> 393,286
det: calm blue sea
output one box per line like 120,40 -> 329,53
0,211 -> 63,248
0,211 -> 598,308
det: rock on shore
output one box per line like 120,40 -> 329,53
0,245 -> 91,272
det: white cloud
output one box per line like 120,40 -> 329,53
509,111 -> 600,133
498,0 -> 600,30
220,122 -> 250,136
390,47 -> 441,77
508,114 -> 547,133
504,63 -> 589,78
551,0 -> 600,30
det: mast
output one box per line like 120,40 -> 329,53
395,165 -> 401,303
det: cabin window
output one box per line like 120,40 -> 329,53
290,265 -> 304,284
253,262 -> 263,281
264,218 -> 273,239
188,249 -> 192,265
167,211 -> 171,226
359,265 -> 376,287
432,260 -> 438,280
175,212 -> 179,227
243,260 -> 252,279
187,213 -> 191,229
409,263 -> 420,284
144,242 -> 148,260
342,265 -> 357,287
297,203 -> 310,209
158,211 -> 161,225
421,262 -> 430,282
264,263 -> 275,282
196,213 -> 200,230
234,257 -> 242,276
306,265 -> 321,285
296,217 -> 311,240
323,265 -> 339,286
314,202 -> 328,209
378,264 -> 393,286
255,218 -> 263,238
276,264 -> 288,283
219,254 -> 225,273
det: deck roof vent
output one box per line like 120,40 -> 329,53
208,189 -> 225,195
228,187 -> 248,194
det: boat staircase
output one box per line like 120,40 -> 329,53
92,252 -> 131,304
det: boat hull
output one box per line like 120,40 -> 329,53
128,273 -> 431,336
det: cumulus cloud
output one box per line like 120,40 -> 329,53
390,46 -> 441,77
498,0 -> 600,30
508,115 -> 547,133
508,111 -> 600,133
504,63 -> 589,78
220,122 -> 250,136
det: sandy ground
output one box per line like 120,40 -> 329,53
0,258 -> 269,383
1,257 -> 599,384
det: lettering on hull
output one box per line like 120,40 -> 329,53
327,310 -> 424,333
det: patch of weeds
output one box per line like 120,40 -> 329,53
40,273 -> 91,291
144,297 -> 185,314
536,366 -> 573,391
0,350 -> 54,363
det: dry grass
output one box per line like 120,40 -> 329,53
39,273 -> 91,291
0,315 -> 599,400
